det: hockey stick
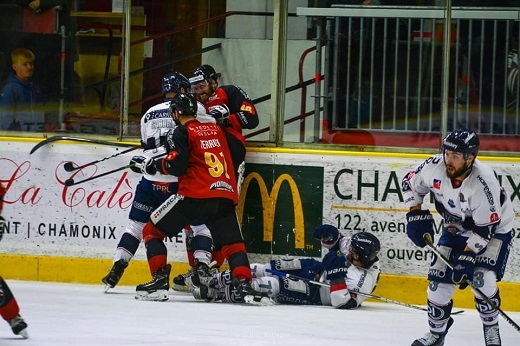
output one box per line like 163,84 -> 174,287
265,268 -> 464,314
65,153 -> 166,187
30,136 -> 136,154
423,233 -> 520,332
63,146 -> 139,172
65,163 -> 135,187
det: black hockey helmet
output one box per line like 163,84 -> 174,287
169,93 -> 198,117
350,232 -> 381,265
162,72 -> 191,98
442,129 -> 480,158
189,64 -> 218,85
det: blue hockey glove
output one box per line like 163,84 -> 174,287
208,104 -> 230,123
129,156 -> 157,175
324,255 -> 348,284
451,251 -> 475,290
313,224 -> 340,249
405,209 -> 434,248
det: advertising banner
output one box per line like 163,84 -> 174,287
1,141 -> 519,282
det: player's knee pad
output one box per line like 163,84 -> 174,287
142,222 -> 165,244
125,219 -> 146,240
427,281 -> 456,304
471,267 -> 498,296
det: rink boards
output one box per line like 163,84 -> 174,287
1,138 -> 519,311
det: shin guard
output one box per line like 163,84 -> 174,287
0,277 -> 20,321
427,299 -> 453,334
475,289 -> 500,325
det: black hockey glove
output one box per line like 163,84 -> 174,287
313,224 -> 340,249
0,215 -> 5,241
129,156 -> 157,175
208,104 -> 230,124
405,209 -> 434,248
451,250 -> 475,290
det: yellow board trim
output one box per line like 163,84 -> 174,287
1,254 -> 519,311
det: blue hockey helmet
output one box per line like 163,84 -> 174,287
350,232 -> 380,264
442,129 -> 480,158
162,72 -> 191,99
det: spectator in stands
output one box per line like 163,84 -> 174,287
15,0 -> 68,14
0,48 -> 43,131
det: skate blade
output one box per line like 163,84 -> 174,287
135,290 -> 169,302
103,284 -> 112,293
17,329 -> 29,339
243,295 -> 275,306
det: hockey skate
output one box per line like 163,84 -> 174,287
135,264 -> 171,301
185,261 -> 218,290
102,259 -> 128,291
8,314 -> 28,339
232,277 -> 273,306
411,317 -> 454,346
172,267 -> 196,292
483,323 -> 501,346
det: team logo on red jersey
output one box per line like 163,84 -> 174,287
490,213 -> 499,223
433,179 -> 441,190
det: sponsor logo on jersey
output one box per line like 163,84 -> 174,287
448,199 -> 456,208
477,175 -> 496,210
433,179 -> 441,190
209,180 -> 234,192
490,212 -> 499,223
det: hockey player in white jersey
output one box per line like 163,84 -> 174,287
192,225 -> 381,309
402,129 -> 514,346
102,72 -> 215,300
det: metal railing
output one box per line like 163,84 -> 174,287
298,6 -> 520,137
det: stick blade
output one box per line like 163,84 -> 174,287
64,179 -> 75,187
63,162 -> 77,172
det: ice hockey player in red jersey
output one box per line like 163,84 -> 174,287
0,183 -> 29,338
173,65 -> 256,290
133,93 -> 270,305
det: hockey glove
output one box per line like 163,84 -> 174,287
313,224 -> 340,249
129,155 -> 157,175
451,250 -> 475,290
0,215 -> 5,241
208,104 -> 230,124
405,209 -> 434,248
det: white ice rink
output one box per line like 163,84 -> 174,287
1,280 -> 519,345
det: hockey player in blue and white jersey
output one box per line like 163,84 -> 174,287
192,225 -> 381,309
402,129 -> 515,346
102,72 -> 215,301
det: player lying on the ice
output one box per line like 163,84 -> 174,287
190,225 -> 381,309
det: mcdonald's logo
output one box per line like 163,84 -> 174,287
236,164 -> 323,256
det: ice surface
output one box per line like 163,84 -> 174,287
1,280 -> 519,345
